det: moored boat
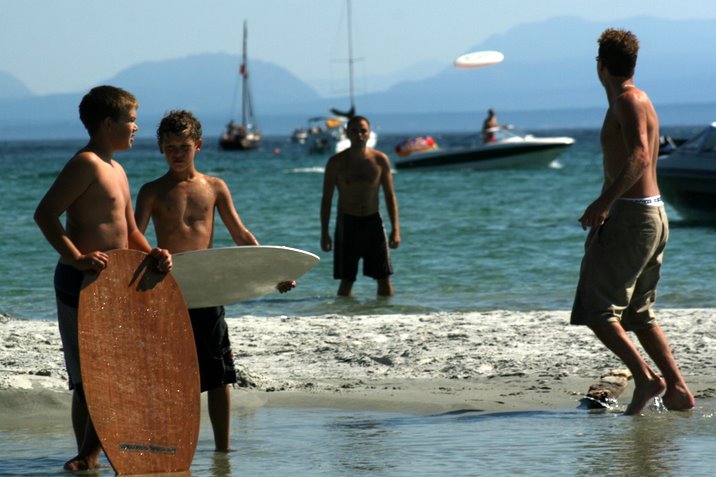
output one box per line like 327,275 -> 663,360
219,21 -> 261,151
296,0 -> 377,155
658,122 -> 716,221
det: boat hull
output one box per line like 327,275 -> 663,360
657,122 -> 716,222
659,159 -> 716,221
395,140 -> 573,170
219,134 -> 261,151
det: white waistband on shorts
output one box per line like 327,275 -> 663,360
619,195 -> 663,207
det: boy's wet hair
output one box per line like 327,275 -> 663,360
79,85 -> 138,135
597,28 -> 639,77
156,110 -> 203,152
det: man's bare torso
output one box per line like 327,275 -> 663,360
600,87 -> 661,199
334,149 -> 383,216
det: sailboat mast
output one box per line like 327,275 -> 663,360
346,0 -> 355,112
241,20 -> 249,127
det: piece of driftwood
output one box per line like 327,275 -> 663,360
579,369 -> 632,409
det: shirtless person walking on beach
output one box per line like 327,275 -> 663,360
571,29 -> 694,415
320,115 -> 400,296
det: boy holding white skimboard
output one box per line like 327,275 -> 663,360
135,110 -> 294,451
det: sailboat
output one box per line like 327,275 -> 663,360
220,20 -> 261,151
306,0 -> 377,154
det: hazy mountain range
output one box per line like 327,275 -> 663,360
2,16 -> 715,138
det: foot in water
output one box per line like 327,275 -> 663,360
624,377 -> 666,416
63,454 -> 100,471
662,384 -> 696,412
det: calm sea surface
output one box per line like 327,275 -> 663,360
2,126 -> 716,476
1,125 -> 714,321
2,403 -> 715,476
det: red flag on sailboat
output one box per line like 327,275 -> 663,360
240,64 -> 247,77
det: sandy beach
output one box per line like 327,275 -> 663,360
1,310 -> 715,417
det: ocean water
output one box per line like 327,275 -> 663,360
2,126 -> 716,476
1,125 -> 715,322
2,403 -> 715,476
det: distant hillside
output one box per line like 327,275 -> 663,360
0,70 -> 33,100
359,16 -> 716,113
105,53 -> 323,117
2,15 -> 715,138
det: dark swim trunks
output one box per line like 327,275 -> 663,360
54,262 -> 86,390
188,306 -> 237,392
55,261 -> 84,308
334,212 -> 393,281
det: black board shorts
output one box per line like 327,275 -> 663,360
334,212 -> 393,281
54,262 -> 85,390
187,306 -> 237,392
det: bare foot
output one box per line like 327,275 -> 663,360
624,377 -> 666,416
63,454 -> 99,471
214,447 -> 238,453
662,384 -> 695,411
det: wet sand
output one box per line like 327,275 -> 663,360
1,310 -> 714,415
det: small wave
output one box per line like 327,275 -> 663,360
286,167 -> 325,174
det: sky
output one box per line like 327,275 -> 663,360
1,0 -> 715,96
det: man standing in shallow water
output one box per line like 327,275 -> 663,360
320,115 -> 400,297
571,28 -> 694,415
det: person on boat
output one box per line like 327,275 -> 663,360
135,110 -> 295,451
570,28 -> 695,415
320,115 -> 400,297
482,108 -> 499,143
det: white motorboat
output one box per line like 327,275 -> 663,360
305,115 -> 377,155
299,0 -> 378,155
658,122 -> 716,221
395,128 -> 574,170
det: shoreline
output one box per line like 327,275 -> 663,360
2,310 -> 715,416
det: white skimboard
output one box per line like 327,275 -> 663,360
172,245 -> 320,308
454,50 -> 504,69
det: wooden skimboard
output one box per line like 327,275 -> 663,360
172,245 -> 320,308
78,249 -> 200,475
454,50 -> 504,69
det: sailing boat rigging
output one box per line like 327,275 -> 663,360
305,0 -> 377,154
220,20 -> 261,151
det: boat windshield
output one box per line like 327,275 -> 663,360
702,129 -> 716,153
491,127 -> 527,142
679,126 -> 716,153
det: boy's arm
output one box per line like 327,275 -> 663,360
34,154 -> 109,271
134,184 -> 153,234
215,179 -> 259,246
121,173 -> 172,271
